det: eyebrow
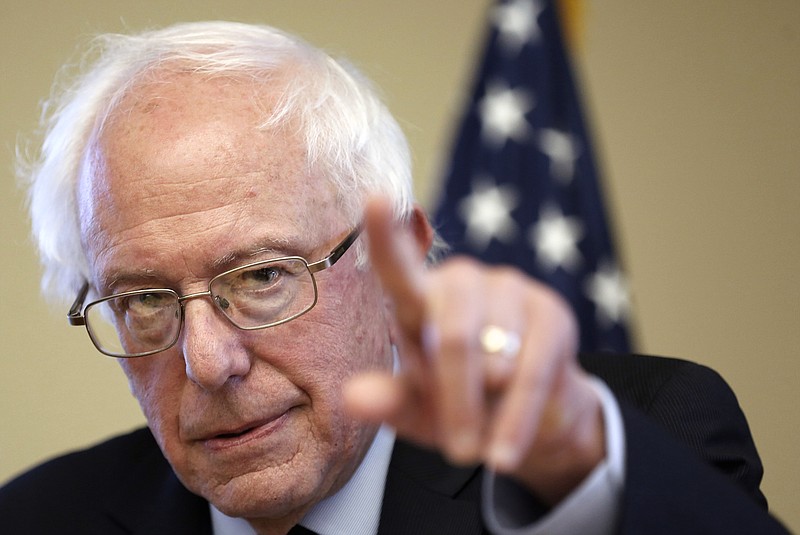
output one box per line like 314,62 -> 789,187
209,235 -> 297,270
211,246 -> 285,269
96,268 -> 160,296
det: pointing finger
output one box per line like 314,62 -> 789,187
364,197 -> 429,343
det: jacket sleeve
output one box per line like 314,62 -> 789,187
610,356 -> 788,533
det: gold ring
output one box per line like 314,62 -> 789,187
479,325 -> 521,359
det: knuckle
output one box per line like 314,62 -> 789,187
436,324 -> 474,360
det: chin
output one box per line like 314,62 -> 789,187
199,465 -> 330,521
206,472 -> 322,519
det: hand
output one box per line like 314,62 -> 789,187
344,197 -> 606,504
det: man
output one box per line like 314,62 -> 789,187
0,21 -> 788,534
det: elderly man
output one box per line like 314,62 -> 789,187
0,21 -> 788,534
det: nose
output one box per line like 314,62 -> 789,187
179,296 -> 252,391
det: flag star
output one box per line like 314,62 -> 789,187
492,0 -> 544,54
538,128 -> 581,183
529,204 -> 583,272
479,82 -> 535,147
458,178 -> 520,251
584,262 -> 631,327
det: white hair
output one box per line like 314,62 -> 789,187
22,21 -> 420,304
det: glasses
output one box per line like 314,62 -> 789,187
68,228 -> 361,358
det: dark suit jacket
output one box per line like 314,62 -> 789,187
0,354 -> 790,534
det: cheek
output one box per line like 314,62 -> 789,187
271,272 -> 392,416
118,355 -> 183,433
349,274 -> 394,359
313,274 -> 392,373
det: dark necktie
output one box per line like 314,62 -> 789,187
288,525 -> 317,535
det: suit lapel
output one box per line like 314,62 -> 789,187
377,440 -> 486,535
101,430 -> 212,535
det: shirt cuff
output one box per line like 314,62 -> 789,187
482,376 -> 626,535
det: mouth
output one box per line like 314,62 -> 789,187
200,409 -> 293,451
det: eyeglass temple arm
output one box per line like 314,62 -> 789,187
67,282 -> 90,326
307,227 -> 361,274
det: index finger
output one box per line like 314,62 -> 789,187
363,197 -> 429,343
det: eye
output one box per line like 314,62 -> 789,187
240,266 -> 283,288
248,267 -> 280,284
123,292 -> 173,314
136,293 -> 166,306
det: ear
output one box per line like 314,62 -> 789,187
408,203 -> 435,261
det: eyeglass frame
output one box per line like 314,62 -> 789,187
67,226 -> 361,358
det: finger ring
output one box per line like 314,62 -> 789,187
479,325 -> 521,359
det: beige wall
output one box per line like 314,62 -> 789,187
1,0 -> 797,530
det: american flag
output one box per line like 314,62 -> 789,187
433,0 -> 633,352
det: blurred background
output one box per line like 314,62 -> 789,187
1,0 -> 797,530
